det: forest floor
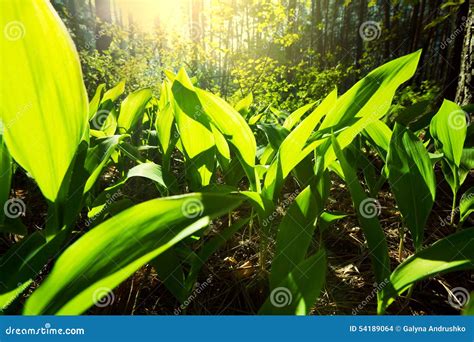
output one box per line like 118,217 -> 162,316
3,165 -> 473,315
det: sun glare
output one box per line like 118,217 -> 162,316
115,0 -> 187,33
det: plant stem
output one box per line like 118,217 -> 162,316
450,191 -> 457,226
398,227 -> 405,262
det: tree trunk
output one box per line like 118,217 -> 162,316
356,0 -> 367,67
455,2 -> 473,106
383,0 -> 391,59
444,0 -> 469,101
95,0 -> 112,53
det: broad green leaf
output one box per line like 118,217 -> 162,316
364,120 -> 392,153
380,228 -> 474,313
430,100 -> 467,168
320,51 -> 421,130
117,89 -> 152,133
88,83 -> 106,119
270,182 -> 327,288
313,51 -> 421,168
234,93 -> 253,118
259,249 -> 326,315
332,136 -> 390,309
196,88 -> 257,182
387,124 -> 436,250
0,229 -> 69,311
24,193 -> 244,315
101,81 -> 125,104
84,135 -> 129,193
126,162 -> 166,190
318,211 -> 348,233
263,90 -> 337,200
171,70 -> 215,189
258,124 -> 289,151
0,0 -> 88,201
460,187 -> 474,225
0,126 -> 12,225
150,249 -> 187,302
283,102 -> 316,130
156,84 -> 175,157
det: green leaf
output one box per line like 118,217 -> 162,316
24,193 -> 244,315
430,100 -> 467,168
364,120 -> 392,153
283,102 -> 316,130
332,136 -> 391,310
270,182 -> 327,288
0,0 -> 88,202
263,90 -> 337,200
0,127 -> 12,226
156,84 -> 175,157
460,187 -> 474,225
171,70 -> 216,189
0,229 -> 69,311
234,93 -> 253,118
318,51 -> 421,167
84,135 -> 129,194
117,89 -> 152,134
196,88 -> 257,186
259,249 -> 326,315
380,228 -> 474,313
386,124 -> 436,250
88,83 -> 106,119
101,81 -> 125,104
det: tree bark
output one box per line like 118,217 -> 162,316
444,0 -> 469,101
455,2 -> 473,105
95,0 -> 112,53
